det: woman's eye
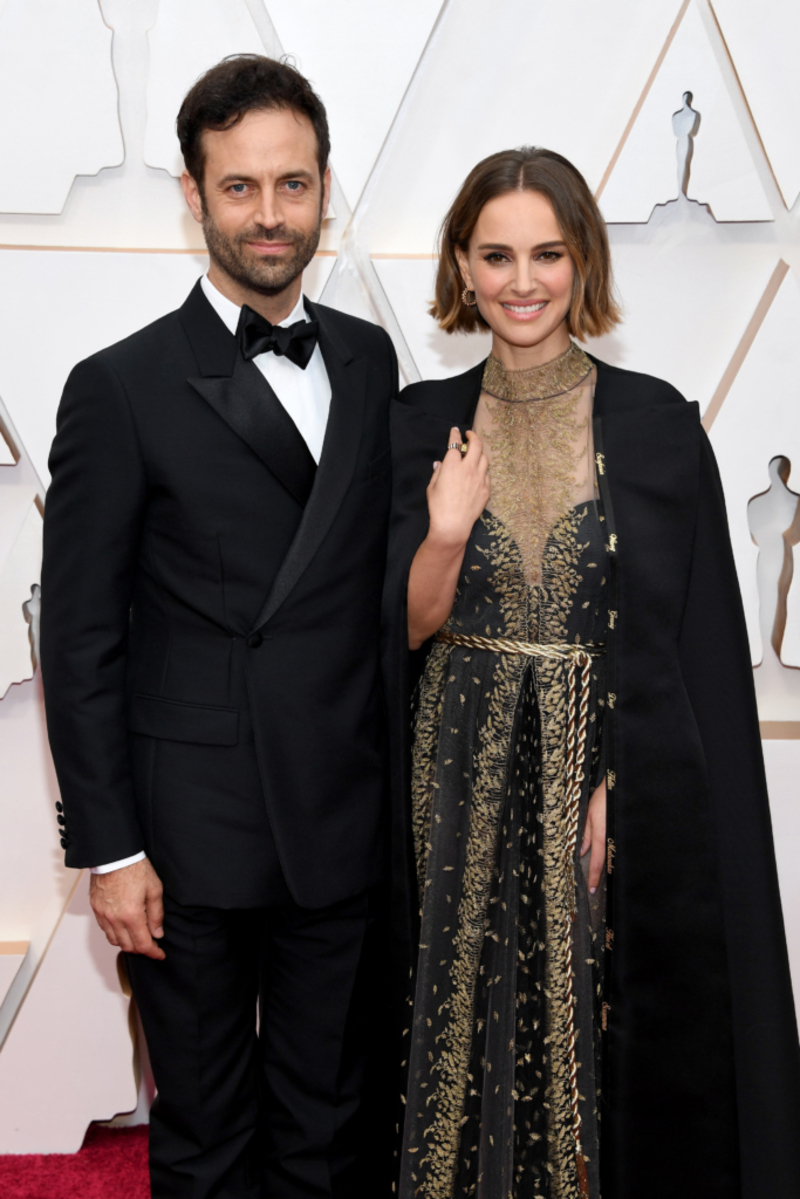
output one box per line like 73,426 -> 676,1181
537,251 -> 562,262
484,252 -> 508,264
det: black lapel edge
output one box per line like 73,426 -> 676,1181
187,355 -> 316,508
250,311 -> 367,630
178,279 -> 239,378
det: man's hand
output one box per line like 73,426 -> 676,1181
90,857 -> 166,960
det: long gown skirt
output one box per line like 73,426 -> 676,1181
399,505 -> 609,1199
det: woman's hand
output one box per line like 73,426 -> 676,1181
406,427 -> 491,650
426,427 -> 490,552
580,777 -> 606,895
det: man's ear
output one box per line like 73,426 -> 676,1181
454,246 -> 474,292
321,166 -> 332,222
181,170 -> 204,225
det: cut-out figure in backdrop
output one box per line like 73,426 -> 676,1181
748,455 -> 800,662
41,54 -> 396,1199
672,89 -> 701,197
385,146 -> 800,1199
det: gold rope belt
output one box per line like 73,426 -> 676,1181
435,628 -> 605,663
435,626 -> 605,1189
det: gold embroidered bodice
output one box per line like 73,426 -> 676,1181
474,342 -> 597,587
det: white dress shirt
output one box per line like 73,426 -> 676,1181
201,273 -> 331,461
92,274 -> 332,875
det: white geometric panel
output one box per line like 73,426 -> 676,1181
266,0 -> 444,210
587,233 -> 778,415
600,1 -> 772,223
0,248 -> 335,487
144,0 -> 268,178
0,491 -> 40,698
358,0 -> 683,254
708,266 -> 800,665
373,257 -> 491,383
0,0 -> 123,213
0,876 -> 137,1153
0,433 -> 13,466
713,0 -> 800,211
0,250 -> 209,486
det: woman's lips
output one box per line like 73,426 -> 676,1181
501,300 -> 547,321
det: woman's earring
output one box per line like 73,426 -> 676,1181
461,286 -> 477,307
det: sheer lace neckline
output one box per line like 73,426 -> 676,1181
482,341 -> 593,403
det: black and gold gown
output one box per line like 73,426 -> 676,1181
399,343 -> 609,1199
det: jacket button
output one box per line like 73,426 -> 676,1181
56,802 -> 63,813
57,815 -> 66,826
247,632 -> 263,649
60,837 -> 69,849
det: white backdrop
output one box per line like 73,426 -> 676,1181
1,0 -> 799,1152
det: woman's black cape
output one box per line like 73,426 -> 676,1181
382,354 -> 800,1198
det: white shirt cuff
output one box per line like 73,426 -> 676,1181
91,851 -> 147,874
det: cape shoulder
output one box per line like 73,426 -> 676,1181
397,353 -> 689,424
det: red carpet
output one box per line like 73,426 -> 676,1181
0,1124 -> 149,1198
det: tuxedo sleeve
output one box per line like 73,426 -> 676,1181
41,354 -> 147,868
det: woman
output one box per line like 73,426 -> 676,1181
386,148 -> 800,1199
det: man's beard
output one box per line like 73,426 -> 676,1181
202,210 -> 322,297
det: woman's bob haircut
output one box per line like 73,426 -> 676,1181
431,146 -> 621,339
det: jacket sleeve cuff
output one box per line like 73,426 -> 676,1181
91,851 -> 146,875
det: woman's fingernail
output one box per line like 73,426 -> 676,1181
433,461 -> 440,470
590,886 -> 597,895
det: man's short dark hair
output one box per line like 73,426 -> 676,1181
177,55 -> 330,193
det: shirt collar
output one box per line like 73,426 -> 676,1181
200,273 -> 307,338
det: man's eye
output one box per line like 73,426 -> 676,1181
230,184 -> 248,194
285,181 -> 303,192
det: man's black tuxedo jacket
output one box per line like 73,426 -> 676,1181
41,281 -> 397,909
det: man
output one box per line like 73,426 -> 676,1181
41,55 -> 396,1198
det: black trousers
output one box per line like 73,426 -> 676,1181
126,888 -> 389,1198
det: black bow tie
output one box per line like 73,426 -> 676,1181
237,304 -> 320,370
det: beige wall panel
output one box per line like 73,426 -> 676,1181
712,0 -> 800,210
357,0 -> 683,254
267,0 -> 443,211
145,0 -> 268,178
708,267 -> 800,670
0,875 -> 137,1153
600,1 -> 772,223
0,0 -> 123,214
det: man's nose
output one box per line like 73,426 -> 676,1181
252,192 -> 282,230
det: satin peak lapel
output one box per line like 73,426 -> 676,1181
188,354 -> 316,508
252,308 -> 365,629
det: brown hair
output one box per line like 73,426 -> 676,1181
431,147 -> 621,338
177,55 -> 330,197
